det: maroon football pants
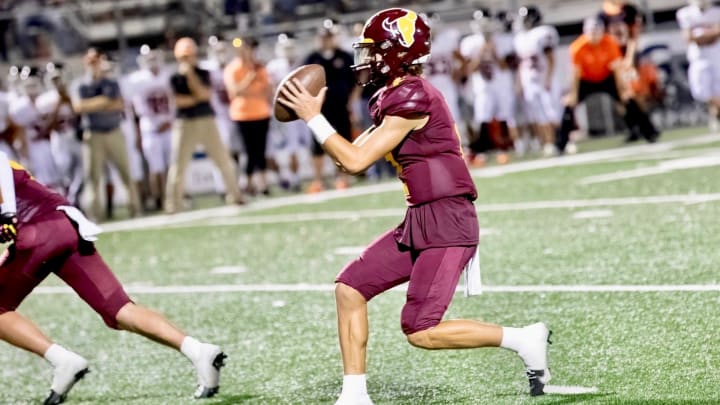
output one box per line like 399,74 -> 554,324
0,211 -> 130,328
336,229 -> 476,335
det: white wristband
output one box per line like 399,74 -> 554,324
306,114 -> 336,145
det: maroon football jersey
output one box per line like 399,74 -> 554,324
10,162 -> 67,226
369,76 -> 477,206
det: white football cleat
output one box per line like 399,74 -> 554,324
44,353 -> 89,405
565,142 -> 578,155
542,144 -> 558,157
517,322 -> 552,396
192,344 -> 227,398
334,393 -> 375,405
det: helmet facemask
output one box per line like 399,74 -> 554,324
351,42 -> 387,87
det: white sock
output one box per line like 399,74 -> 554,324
180,336 -> 202,362
341,374 -> 367,396
44,344 -> 75,367
500,327 -> 525,353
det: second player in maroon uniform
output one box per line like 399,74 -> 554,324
0,152 -> 226,404
279,8 -> 551,405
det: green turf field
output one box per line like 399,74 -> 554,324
2,130 -> 720,404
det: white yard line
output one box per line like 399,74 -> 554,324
579,154 -> 720,185
544,385 -> 599,395
156,193 -> 720,228
100,134 -> 720,233
33,283 -> 720,295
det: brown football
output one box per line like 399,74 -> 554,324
273,64 -> 326,122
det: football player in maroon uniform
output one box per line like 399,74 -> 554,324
279,8 -> 551,405
0,152 -> 226,404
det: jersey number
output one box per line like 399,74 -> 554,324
147,93 -> 170,114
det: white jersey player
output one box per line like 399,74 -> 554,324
117,76 -> 144,185
37,65 -> 84,206
266,34 -> 309,191
426,15 -> 463,126
677,0 -> 720,130
0,91 -> 17,160
460,10 -> 522,160
126,46 -> 175,208
203,38 -> 245,194
514,6 -> 559,156
204,39 -> 242,158
10,70 -> 62,189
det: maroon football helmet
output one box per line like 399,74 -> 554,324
352,8 -> 431,86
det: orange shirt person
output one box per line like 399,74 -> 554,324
223,38 -> 273,195
570,32 -> 623,83
224,39 -> 272,122
556,16 -> 658,152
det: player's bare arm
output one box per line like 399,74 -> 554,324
543,46 -> 555,90
181,65 -> 211,102
611,59 -> 631,101
565,66 -> 582,107
73,95 -> 121,113
225,69 -> 257,97
685,25 -> 720,46
279,78 -> 428,174
174,94 -> 198,108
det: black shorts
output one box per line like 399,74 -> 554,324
312,109 -> 352,157
578,76 -> 621,103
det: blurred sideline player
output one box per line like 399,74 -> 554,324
0,151 -> 226,404
426,14 -> 463,129
0,68 -> 27,162
10,67 -> 63,190
266,33 -> 308,192
279,8 -> 551,405
204,37 -> 245,195
493,10 -> 523,154
514,6 -> 559,156
557,17 -> 656,154
600,1 -> 660,142
166,37 -> 243,213
73,49 -> 142,221
116,69 -> 146,217
304,20 -> 358,192
127,45 -> 175,211
601,0 -> 642,69
37,63 -> 84,207
677,0 -> 720,131
461,9 -> 516,165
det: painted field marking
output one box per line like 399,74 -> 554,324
572,210 -> 614,219
210,266 -> 247,274
544,385 -> 599,395
156,194 -> 720,229
100,134 -> 720,233
33,283 -> 720,295
579,154 -> 720,185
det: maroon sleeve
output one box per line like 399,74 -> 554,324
380,79 -> 432,119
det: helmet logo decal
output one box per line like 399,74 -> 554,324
381,10 -> 417,47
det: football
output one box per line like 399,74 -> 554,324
273,64 -> 326,122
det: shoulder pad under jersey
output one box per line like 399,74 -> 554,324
379,78 -> 432,119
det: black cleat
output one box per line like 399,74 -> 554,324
194,386 -> 220,399
213,352 -> 227,369
526,369 -> 549,396
43,390 -> 65,405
